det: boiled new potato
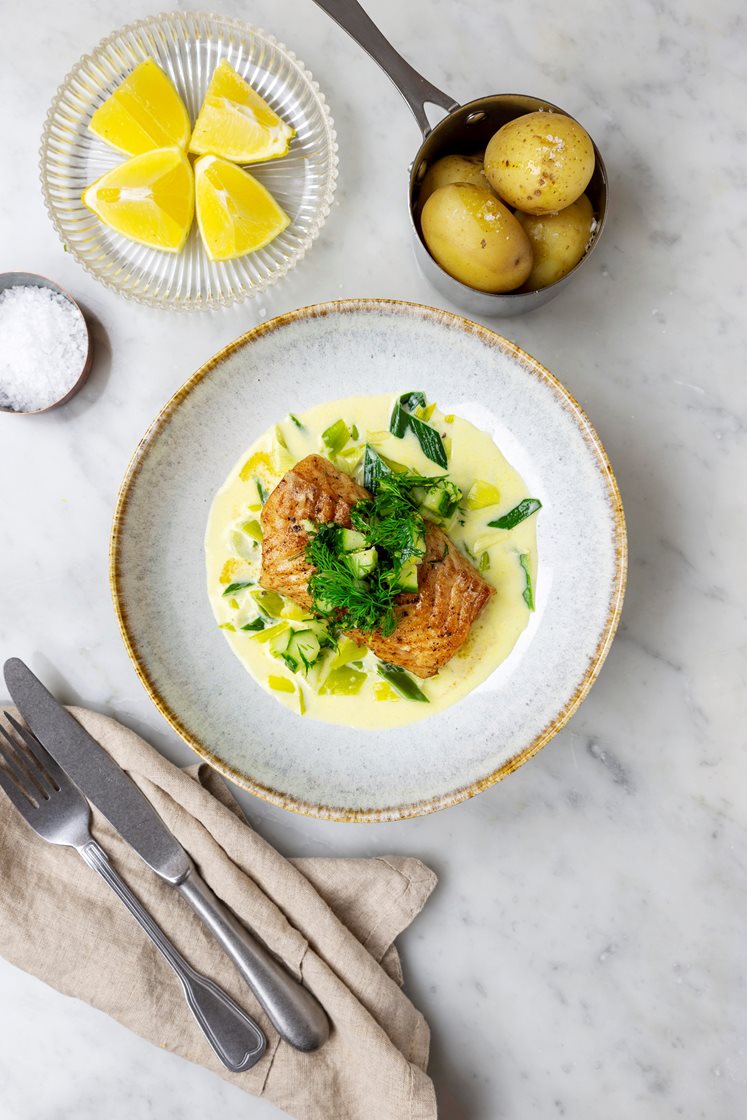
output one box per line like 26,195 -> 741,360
484,112 -> 594,215
419,153 -> 491,206
516,194 -> 594,290
421,184 -> 533,292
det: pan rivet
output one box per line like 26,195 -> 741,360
415,160 -> 428,182
465,110 -> 487,124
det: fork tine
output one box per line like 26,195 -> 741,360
3,712 -> 61,792
0,724 -> 40,810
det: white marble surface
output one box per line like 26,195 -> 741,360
1,0 -> 745,1116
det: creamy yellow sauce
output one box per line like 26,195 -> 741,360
205,393 -> 538,729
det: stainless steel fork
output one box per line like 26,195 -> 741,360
0,712 -> 266,1072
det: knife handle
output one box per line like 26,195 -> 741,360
176,865 -> 329,1052
79,841 -> 267,1072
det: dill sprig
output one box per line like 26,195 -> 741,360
351,474 -> 427,566
305,470 -> 454,636
306,521 -> 399,636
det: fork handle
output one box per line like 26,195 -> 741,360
79,840 -> 266,1072
177,865 -> 329,1051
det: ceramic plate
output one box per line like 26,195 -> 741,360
111,301 -> 626,821
40,12 -> 337,309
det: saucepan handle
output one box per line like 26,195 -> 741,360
312,0 -> 458,137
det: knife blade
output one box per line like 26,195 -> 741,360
4,657 -> 191,884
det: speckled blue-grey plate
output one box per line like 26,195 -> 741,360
111,300 -> 626,822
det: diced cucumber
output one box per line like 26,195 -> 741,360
465,481 -> 501,510
396,557 -> 419,593
340,528 -> 367,552
268,627 -> 293,656
303,620 -> 335,647
344,547 -> 378,578
319,666 -> 367,696
322,418 -> 350,455
421,479 -> 462,519
421,489 -> 449,517
287,630 -> 322,672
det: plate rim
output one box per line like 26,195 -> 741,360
38,9 -> 339,311
110,298 -> 627,821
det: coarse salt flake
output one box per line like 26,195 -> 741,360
0,285 -> 88,413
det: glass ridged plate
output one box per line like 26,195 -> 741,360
39,11 -> 338,310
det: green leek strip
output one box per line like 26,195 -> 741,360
218,622 -> 235,632
488,498 -> 542,531
240,617 -> 266,632
322,418 -> 350,455
274,424 -> 288,449
289,413 -> 304,429
363,444 -> 395,492
377,662 -> 429,703
222,581 -> 254,596
255,478 -> 268,505
479,551 -> 490,572
389,392 -> 447,469
519,554 -> 534,610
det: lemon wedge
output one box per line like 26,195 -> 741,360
82,148 -> 194,253
194,155 -> 290,261
89,59 -> 190,156
188,60 -> 294,163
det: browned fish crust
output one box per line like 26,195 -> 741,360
260,454 -> 494,678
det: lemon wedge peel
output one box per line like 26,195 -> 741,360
82,147 -> 194,253
194,155 -> 290,262
89,59 -> 191,156
188,59 -> 295,164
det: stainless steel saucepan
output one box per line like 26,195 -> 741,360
313,0 -> 608,316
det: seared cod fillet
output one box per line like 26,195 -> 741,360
260,454 -> 493,678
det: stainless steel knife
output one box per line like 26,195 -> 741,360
4,657 -> 329,1052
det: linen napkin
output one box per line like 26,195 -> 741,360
0,707 -> 438,1120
